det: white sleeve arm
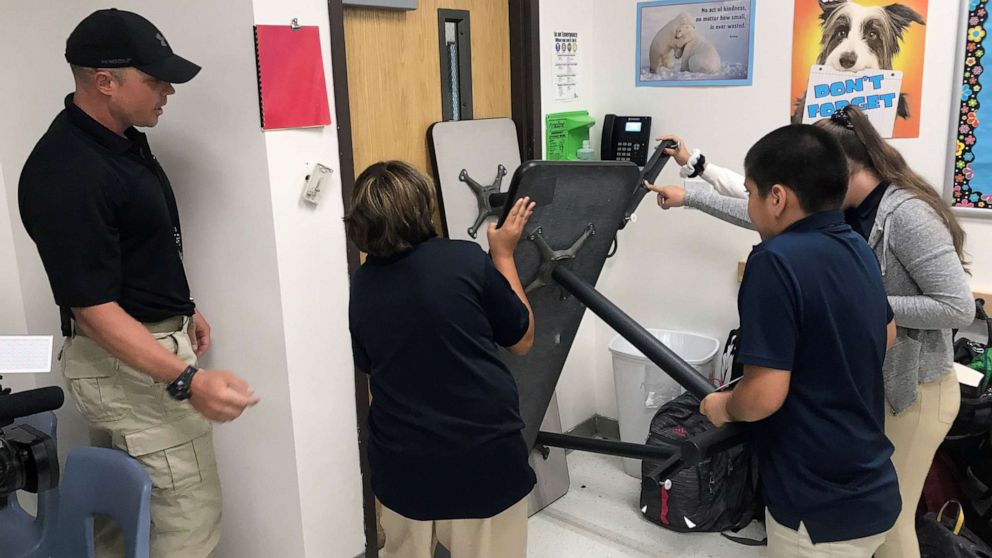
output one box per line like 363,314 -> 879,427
698,163 -> 748,199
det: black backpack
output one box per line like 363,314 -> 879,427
639,392 -> 760,536
950,300 -> 992,440
917,501 -> 992,558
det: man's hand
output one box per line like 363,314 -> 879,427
644,181 -> 686,210
190,310 -> 211,357
189,370 -> 259,422
656,134 -> 692,166
700,392 -> 734,428
487,197 -> 536,260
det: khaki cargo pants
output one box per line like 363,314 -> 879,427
380,497 -> 529,558
60,316 -> 221,558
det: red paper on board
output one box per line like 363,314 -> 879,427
254,25 -> 331,130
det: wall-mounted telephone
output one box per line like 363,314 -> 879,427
602,115 -> 652,167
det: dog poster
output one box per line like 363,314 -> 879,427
636,0 -> 756,87
791,0 -> 929,138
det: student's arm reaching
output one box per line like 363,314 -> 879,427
701,365 -> 791,427
645,135 -> 753,229
699,163 -> 749,198
645,180 -> 755,230
656,134 -> 749,197
701,251 -> 796,427
488,197 -> 537,355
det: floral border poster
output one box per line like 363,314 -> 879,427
954,0 -> 992,209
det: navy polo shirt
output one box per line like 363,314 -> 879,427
737,211 -> 899,543
349,237 -> 536,520
844,181 -> 890,240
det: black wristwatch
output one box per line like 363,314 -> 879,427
167,366 -> 199,401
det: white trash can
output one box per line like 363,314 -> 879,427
609,329 -> 720,478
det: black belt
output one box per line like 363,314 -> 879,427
62,307 -> 187,337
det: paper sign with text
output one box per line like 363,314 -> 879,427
0,336 -> 53,373
801,66 -> 902,138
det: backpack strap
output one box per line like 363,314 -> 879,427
721,532 -> 767,546
937,500 -> 966,535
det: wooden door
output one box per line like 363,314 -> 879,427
344,0 -> 512,178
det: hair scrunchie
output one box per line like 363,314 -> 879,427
830,106 -> 856,130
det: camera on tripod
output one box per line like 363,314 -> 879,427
0,376 -> 64,501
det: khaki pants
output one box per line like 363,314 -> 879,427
766,510 -> 886,558
61,317 -> 222,558
876,372 -> 961,558
380,497 -> 528,558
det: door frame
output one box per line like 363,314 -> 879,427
326,1 -> 541,555
508,0 -> 542,162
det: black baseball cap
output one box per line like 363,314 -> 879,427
65,8 -> 200,84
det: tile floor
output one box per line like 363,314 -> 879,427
383,450 -> 768,558
527,451 -> 768,558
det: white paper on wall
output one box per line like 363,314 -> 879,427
553,31 -> 580,102
0,336 -> 53,373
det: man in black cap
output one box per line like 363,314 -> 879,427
18,9 -> 257,557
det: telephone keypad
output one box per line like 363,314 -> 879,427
615,140 -> 645,165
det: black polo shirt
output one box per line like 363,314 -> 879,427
737,211 -> 899,543
844,180 -> 890,239
19,94 -> 194,333
349,237 -> 536,520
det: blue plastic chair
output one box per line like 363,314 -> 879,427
0,411 -> 60,558
54,447 -> 152,558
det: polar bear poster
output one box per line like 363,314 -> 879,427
637,0 -> 755,86
648,12 -> 694,73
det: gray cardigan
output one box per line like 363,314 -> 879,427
685,175 -> 974,414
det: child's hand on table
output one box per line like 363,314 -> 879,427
488,197 -> 536,260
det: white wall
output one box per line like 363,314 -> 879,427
0,1 -> 363,556
0,162 -> 34,396
0,1 -> 114,462
538,0 -> 601,431
251,1 -> 365,555
0,164 -> 27,335
542,0 -> 992,421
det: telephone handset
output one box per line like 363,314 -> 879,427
602,115 -> 652,167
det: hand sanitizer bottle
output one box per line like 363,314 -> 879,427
577,139 -> 595,161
